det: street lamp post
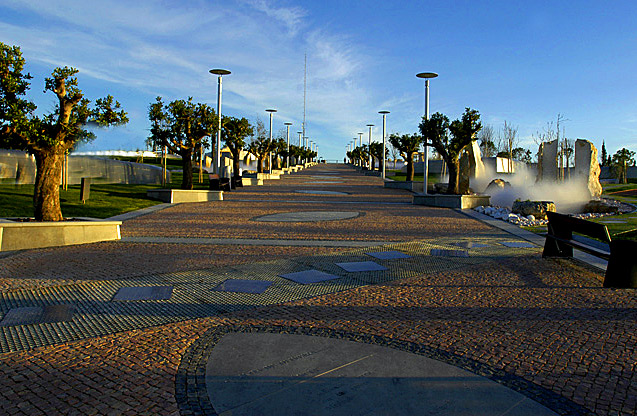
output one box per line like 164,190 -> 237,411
284,122 -> 292,168
266,109 -> 277,172
416,72 -> 438,194
209,69 -> 231,176
366,124 -> 374,170
357,132 -> 364,168
379,111 -> 390,180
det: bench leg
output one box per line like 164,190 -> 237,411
604,240 -> 637,288
542,222 -> 574,258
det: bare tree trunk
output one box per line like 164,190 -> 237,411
232,149 -> 241,177
447,160 -> 460,194
257,156 -> 264,173
406,152 -> 415,181
181,149 -> 193,190
34,150 -> 64,221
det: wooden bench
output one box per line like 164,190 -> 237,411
209,174 -> 230,191
543,211 -> 637,288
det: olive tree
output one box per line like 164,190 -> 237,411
0,43 -> 127,221
222,116 -> 253,177
388,133 -> 422,181
420,108 -> 481,194
148,97 -> 216,190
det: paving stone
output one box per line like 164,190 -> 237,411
212,280 -> 273,294
365,250 -> 412,260
335,261 -> 388,272
279,270 -> 341,284
0,305 -> 74,327
430,249 -> 469,257
500,242 -> 536,248
452,242 -> 490,249
112,286 -> 174,301
294,190 -> 349,195
253,211 -> 360,222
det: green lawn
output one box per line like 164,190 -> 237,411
0,169 -> 213,219
386,170 -> 441,184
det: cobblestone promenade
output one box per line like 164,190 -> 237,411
0,164 -> 634,415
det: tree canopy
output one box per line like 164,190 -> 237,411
420,108 -> 481,194
222,116 -> 253,176
389,133 -> 422,181
148,96 -> 216,189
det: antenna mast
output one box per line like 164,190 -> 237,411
303,53 -> 307,144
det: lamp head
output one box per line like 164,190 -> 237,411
210,69 -> 231,76
416,72 -> 438,79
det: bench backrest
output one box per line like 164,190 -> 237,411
209,174 -> 220,180
546,211 -> 611,243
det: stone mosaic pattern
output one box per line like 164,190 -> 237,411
0,237 -> 529,354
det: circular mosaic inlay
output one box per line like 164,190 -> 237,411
295,190 -> 348,195
253,211 -> 360,222
204,332 -> 559,416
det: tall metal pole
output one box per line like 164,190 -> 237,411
284,122 -> 292,168
266,109 -> 276,172
416,72 -> 438,194
210,69 -> 231,176
366,124 -> 374,169
357,133 -> 364,168
379,111 -> 389,180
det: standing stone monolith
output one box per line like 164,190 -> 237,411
536,139 -> 559,182
458,141 -> 486,194
574,139 -> 602,198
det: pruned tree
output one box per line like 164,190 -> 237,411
148,97 -> 216,190
246,135 -> 276,173
420,108 -> 482,194
0,43 -> 128,221
388,133 -> 422,181
369,141 -> 386,171
222,116 -> 253,178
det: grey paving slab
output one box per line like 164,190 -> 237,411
597,220 -> 626,224
452,242 -> 490,249
279,270 -> 342,284
500,242 -> 536,249
205,332 -> 558,416
0,305 -> 74,327
295,190 -> 349,195
335,261 -> 388,272
112,286 -> 174,301
253,211 -> 360,222
365,250 -> 412,260
213,279 -> 273,294
431,248 -> 470,258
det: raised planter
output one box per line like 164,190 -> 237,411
413,194 -> 491,209
384,180 -> 414,191
146,189 -> 223,203
241,178 -> 263,186
0,220 -> 122,251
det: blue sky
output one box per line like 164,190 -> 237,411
2,0 -> 636,161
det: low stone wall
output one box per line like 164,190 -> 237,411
0,220 -> 122,251
146,189 -> 223,203
413,194 -> 491,210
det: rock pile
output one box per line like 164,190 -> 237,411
474,201 -> 630,228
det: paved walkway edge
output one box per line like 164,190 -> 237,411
106,203 -> 173,221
